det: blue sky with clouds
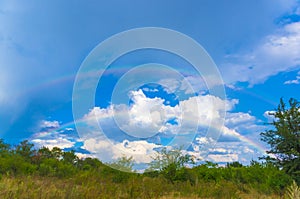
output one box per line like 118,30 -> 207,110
1,0 -> 300,168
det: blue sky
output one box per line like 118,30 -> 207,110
1,0 -> 300,169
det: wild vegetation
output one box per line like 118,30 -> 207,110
260,98 -> 300,185
0,98 -> 299,198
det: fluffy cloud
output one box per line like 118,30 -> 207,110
31,136 -> 75,150
30,120 -> 77,150
26,88 -> 267,167
189,137 -> 262,164
188,110 -> 267,164
83,90 -> 235,140
83,138 -> 160,164
222,21 -> 300,86
82,90 -> 177,139
31,92 -> 266,166
284,71 -> 300,84
263,110 -> 276,122
226,112 -> 256,125
207,154 -> 238,163
208,140 -> 262,164
77,88 -> 266,165
225,112 -> 265,135
120,90 -> 172,137
40,120 -> 60,129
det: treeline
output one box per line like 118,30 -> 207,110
0,139 -> 114,178
0,139 -> 297,198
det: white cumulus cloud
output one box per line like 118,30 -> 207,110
222,21 -> 300,86
40,120 -> 60,129
31,136 -> 75,150
83,137 -> 161,164
284,71 -> 300,84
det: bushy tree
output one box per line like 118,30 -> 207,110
51,147 -> 63,159
148,147 -> 194,183
77,157 -> 102,171
14,140 -> 35,162
37,147 -> 52,159
0,139 -> 10,152
261,98 -> 300,183
108,156 -> 134,172
148,147 -> 193,171
62,150 -> 79,165
226,161 -> 243,168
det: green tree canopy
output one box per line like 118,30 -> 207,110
0,139 -> 10,153
147,147 -> 194,183
15,140 -> 35,162
148,147 -> 193,172
108,156 -> 134,172
261,98 -> 300,183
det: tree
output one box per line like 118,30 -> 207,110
147,147 -> 194,183
108,156 -> 134,172
77,157 -> 102,170
51,147 -> 63,159
148,147 -> 193,171
0,139 -> 10,155
15,140 -> 35,162
261,98 -> 300,183
226,161 -> 243,168
62,150 -> 79,165
38,147 -> 52,158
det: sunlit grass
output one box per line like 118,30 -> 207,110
0,175 -> 289,199
285,181 -> 300,199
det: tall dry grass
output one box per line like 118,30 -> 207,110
285,181 -> 300,199
0,175 -> 287,199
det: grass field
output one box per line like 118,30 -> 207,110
0,175 -> 293,199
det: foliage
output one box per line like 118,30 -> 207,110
261,98 -> 300,183
15,140 -> 35,160
0,139 -> 10,153
148,147 -> 193,171
0,138 -> 295,198
147,147 -> 194,183
108,156 -> 134,172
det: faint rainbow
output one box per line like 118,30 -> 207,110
21,63 -> 211,98
224,128 -> 268,155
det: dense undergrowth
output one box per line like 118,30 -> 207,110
0,139 -> 298,198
